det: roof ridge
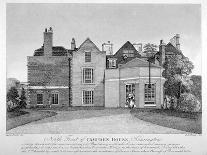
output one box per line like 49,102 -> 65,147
120,57 -> 161,68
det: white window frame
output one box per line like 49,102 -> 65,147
82,67 -> 94,84
85,51 -> 91,62
51,92 -> 59,105
37,93 -> 43,105
109,59 -> 116,68
82,90 -> 94,105
144,83 -> 156,106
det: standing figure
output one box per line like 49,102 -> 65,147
125,93 -> 136,109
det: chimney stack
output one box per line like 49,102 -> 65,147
159,39 -> 166,66
71,38 -> 76,50
175,34 -> 180,50
102,41 -> 113,55
43,27 -> 53,56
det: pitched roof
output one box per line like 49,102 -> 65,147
119,57 -> 162,69
77,38 -> 103,52
114,41 -> 141,57
33,46 -> 69,56
165,42 -> 183,56
113,41 -> 142,65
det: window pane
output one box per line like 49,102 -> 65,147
123,50 -> 134,57
83,68 -> 94,83
83,91 -> 94,104
144,84 -> 156,104
85,52 -> 91,62
37,94 -> 43,105
52,93 -> 58,104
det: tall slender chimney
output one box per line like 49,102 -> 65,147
43,27 -> 53,56
175,34 -> 180,50
159,40 -> 166,66
71,38 -> 76,50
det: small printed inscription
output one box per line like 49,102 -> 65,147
20,135 -> 191,153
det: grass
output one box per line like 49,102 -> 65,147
7,109 -> 29,119
31,106 -> 105,111
130,108 -> 202,134
6,109 -> 57,131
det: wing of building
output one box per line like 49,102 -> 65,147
27,27 -> 181,108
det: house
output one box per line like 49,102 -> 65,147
27,27 -> 180,108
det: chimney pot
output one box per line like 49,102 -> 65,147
71,38 -> 76,50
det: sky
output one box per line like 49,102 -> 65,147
6,3 -> 201,82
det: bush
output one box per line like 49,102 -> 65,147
7,100 -> 18,112
177,93 -> 201,112
19,88 -> 27,108
7,87 -> 20,112
163,95 -> 177,110
7,87 -> 19,103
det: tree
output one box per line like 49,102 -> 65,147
190,75 -> 202,102
177,93 -> 201,112
19,88 -> 27,108
162,54 -> 194,106
6,78 -> 20,92
7,87 -> 19,104
143,43 -> 158,57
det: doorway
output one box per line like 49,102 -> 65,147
126,83 -> 135,102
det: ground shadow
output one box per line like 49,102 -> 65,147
32,108 -> 130,125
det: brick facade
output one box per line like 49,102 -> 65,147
27,56 -> 70,107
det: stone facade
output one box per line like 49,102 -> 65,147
105,58 -> 165,108
72,38 -> 106,106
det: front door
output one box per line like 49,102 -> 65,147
126,84 -> 135,104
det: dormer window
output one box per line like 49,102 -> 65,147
85,51 -> 91,62
108,59 -> 116,68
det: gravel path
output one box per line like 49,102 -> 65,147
7,109 -> 188,134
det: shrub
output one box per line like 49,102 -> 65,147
190,75 -> 202,110
163,95 -> 177,110
7,87 -> 19,103
177,93 -> 201,112
7,87 -> 20,112
6,100 -> 18,112
19,88 -> 27,108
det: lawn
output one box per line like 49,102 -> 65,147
7,109 -> 29,119
6,109 -> 57,131
130,108 -> 202,134
32,106 -> 105,111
